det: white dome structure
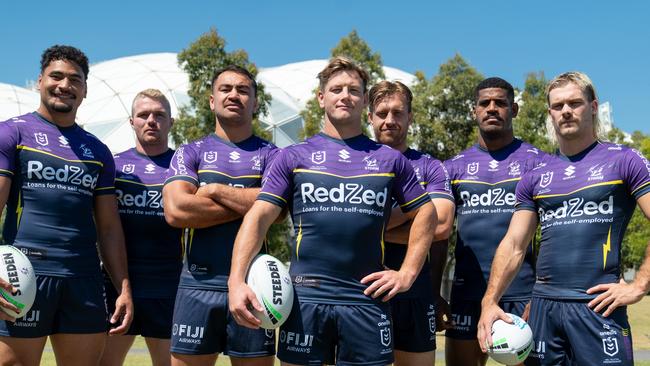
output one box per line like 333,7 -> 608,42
76,53 -> 190,153
257,60 -> 416,147
0,83 -> 39,122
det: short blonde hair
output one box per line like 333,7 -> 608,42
131,88 -> 172,116
545,71 -> 605,144
368,81 -> 412,113
318,57 -> 370,92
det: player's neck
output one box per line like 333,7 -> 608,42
321,119 -> 363,140
36,105 -> 76,128
135,141 -> 169,157
557,135 -> 597,157
214,119 -> 253,143
477,132 -> 514,151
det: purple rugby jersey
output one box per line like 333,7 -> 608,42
258,133 -> 430,305
384,148 -> 454,300
113,148 -> 182,298
0,113 -> 115,277
445,139 -> 547,301
516,141 -> 650,299
165,134 -> 278,291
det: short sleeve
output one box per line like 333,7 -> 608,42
515,171 -> 537,212
165,144 -> 200,186
94,145 -> 116,196
257,148 -> 295,208
0,122 -> 20,178
621,148 -> 650,199
393,153 -> 430,213
426,158 -> 454,202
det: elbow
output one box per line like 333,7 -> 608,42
433,220 -> 453,240
164,206 -> 189,228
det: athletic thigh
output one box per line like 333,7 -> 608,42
0,336 -> 47,366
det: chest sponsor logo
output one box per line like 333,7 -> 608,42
116,189 -> 163,209
34,132 -> 49,146
564,165 -> 576,179
251,155 -> 262,171
203,151 -> 217,163
58,136 -> 69,147
121,164 -> 135,174
539,171 -> 553,188
27,160 -> 98,189
300,183 -> 387,208
311,151 -> 326,165
467,162 -> 479,175
338,149 -> 351,162
489,160 -> 499,171
460,188 -> 516,207
538,196 -> 613,223
229,151 -> 240,162
588,163 -> 606,181
144,163 -> 156,174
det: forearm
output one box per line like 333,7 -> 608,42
399,203 -> 436,285
387,206 -> 410,230
163,183 -> 241,228
98,223 -> 130,294
384,222 -> 411,244
631,243 -> 650,293
229,201 -> 281,286
481,236 -> 527,306
430,239 -> 449,298
198,184 -> 260,216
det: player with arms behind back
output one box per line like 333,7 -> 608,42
0,45 -> 133,366
368,80 -> 455,366
99,89 -> 182,366
228,57 -> 437,366
478,72 -> 650,365
445,77 -> 544,366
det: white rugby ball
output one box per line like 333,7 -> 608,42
488,313 -> 534,365
0,245 -> 37,318
246,254 -> 294,329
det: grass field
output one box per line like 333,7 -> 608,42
37,296 -> 650,365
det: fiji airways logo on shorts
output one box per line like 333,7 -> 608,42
467,162 -> 479,175
203,151 -> 217,163
34,132 -> 49,146
172,323 -> 205,343
311,151 -> 326,165
121,164 -> 135,174
539,171 -> 553,188
602,336 -> 619,357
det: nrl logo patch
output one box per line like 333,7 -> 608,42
311,151 -> 326,165
467,162 -> 479,175
34,132 -> 49,146
203,151 -> 218,163
539,171 -> 554,188
121,164 -> 135,174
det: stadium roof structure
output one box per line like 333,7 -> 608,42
0,54 -> 416,151
0,82 -> 39,121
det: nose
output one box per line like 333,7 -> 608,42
58,77 -> 72,89
146,113 -> 157,124
561,103 -> 573,115
486,100 -> 498,112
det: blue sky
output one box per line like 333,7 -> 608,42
2,1 -> 648,133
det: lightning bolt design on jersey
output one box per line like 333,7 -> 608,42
603,226 -> 612,269
15,191 -> 23,229
295,217 -> 303,260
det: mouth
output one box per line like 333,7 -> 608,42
483,116 -> 503,123
52,92 -> 76,101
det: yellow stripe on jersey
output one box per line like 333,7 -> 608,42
534,180 -> 624,199
197,170 -> 262,179
115,178 -> 164,187
180,229 -> 187,260
258,192 -> 287,204
295,217 -> 303,261
95,186 -> 115,191
603,226 -> 612,270
451,178 -> 521,186
17,145 -> 104,167
0,169 -> 14,176
632,181 -> 650,195
293,169 -> 395,179
187,228 -> 195,252
400,192 -> 429,208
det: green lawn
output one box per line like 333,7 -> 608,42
38,296 -> 650,365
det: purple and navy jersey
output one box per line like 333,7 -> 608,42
165,134 -> 278,291
113,148 -> 182,298
0,113 -> 115,277
258,133 -> 431,305
516,141 -> 650,300
384,148 -> 453,300
445,139 -> 546,301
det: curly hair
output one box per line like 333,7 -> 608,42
40,45 -> 89,80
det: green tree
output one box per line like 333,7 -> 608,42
172,28 -> 272,144
622,132 -> 650,270
514,72 -> 554,152
410,54 -> 483,161
299,30 -> 385,139
173,28 -> 289,261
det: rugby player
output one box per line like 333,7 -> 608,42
0,45 -> 133,366
99,89 -> 182,366
367,80 -> 455,366
163,65 -> 278,366
444,77 -> 544,366
228,57 -> 437,366
478,71 -> 650,365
